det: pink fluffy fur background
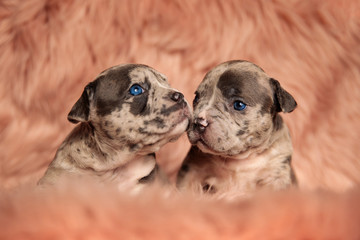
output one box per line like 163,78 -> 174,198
1,0 -> 360,238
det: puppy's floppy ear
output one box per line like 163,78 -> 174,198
270,78 -> 297,113
67,82 -> 97,124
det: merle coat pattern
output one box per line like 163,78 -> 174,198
177,60 -> 297,199
39,64 -> 191,190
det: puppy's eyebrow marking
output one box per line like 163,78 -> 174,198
217,70 -> 268,107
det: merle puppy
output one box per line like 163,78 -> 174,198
39,64 -> 191,191
177,60 -> 297,199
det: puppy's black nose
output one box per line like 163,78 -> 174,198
170,91 -> 184,102
194,117 -> 208,133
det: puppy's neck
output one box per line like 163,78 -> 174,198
223,124 -> 293,172
67,123 -> 156,173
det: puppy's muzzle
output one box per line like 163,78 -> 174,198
194,117 -> 208,133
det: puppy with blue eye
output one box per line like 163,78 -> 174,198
177,60 -> 297,198
38,64 -> 191,190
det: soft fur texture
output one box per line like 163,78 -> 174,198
1,0 -> 360,238
1,181 -> 360,239
177,60 -> 298,198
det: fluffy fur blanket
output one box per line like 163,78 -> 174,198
1,0 -> 360,238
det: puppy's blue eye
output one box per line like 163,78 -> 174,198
129,84 -> 144,96
233,101 -> 246,111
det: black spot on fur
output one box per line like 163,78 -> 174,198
129,143 -> 139,152
116,128 -> 121,135
138,127 -> 148,134
144,117 -> 166,129
86,142 -> 95,148
160,101 -> 186,116
237,130 -> 245,136
179,164 -> 189,174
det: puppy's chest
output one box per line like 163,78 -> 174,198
201,167 -> 261,194
96,156 -> 157,189
197,158 -> 291,196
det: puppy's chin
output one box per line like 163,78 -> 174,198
188,130 -> 223,156
138,114 -> 190,154
196,139 -> 222,155
168,117 -> 190,142
195,139 -> 248,158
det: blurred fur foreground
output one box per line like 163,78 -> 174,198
1,0 -> 360,238
1,181 -> 360,239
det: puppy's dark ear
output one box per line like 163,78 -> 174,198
67,82 -> 96,124
270,78 -> 297,113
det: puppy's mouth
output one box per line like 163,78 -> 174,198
188,129 -> 213,150
172,106 -> 191,128
188,126 -> 225,155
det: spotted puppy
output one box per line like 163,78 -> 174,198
177,60 -> 297,198
39,64 -> 191,190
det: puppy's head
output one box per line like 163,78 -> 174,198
188,60 -> 297,157
68,64 -> 191,154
